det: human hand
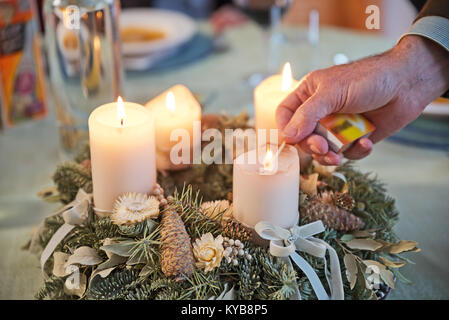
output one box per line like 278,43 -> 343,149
210,5 -> 248,33
277,36 -> 449,165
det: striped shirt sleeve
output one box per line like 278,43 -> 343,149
399,16 -> 449,97
400,16 -> 449,52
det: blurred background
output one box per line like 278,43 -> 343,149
0,0 -> 428,147
1,0 -> 449,300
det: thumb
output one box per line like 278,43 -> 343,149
280,93 -> 333,144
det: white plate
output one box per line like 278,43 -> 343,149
123,47 -> 179,71
120,8 -> 197,57
423,99 -> 449,117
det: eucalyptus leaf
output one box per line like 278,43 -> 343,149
92,267 -> 116,280
354,264 -> 367,299
392,268 -> 413,285
380,269 -> 395,289
97,254 -> 127,271
351,230 -> 375,238
100,239 -> 137,257
379,256 -> 406,268
343,254 -> 358,289
89,254 -> 127,283
345,239 -> 383,251
53,252 -> 71,277
102,238 -> 118,259
340,234 -> 354,242
394,254 -> 416,265
362,260 -> 386,271
387,240 -> 419,254
139,263 -> 155,277
65,246 -> 102,266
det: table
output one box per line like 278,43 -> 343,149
1,22 -> 448,299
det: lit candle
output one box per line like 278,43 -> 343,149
145,84 -> 202,170
254,63 -> 298,134
233,144 -> 300,229
88,97 -> 156,214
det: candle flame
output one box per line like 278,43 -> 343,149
281,62 -> 293,92
93,35 -> 101,51
117,96 -> 126,126
263,148 -> 274,171
166,91 -> 175,113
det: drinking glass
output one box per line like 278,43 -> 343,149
44,0 -> 124,156
233,0 -> 293,87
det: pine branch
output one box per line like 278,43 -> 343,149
35,276 -> 67,300
53,162 -> 92,203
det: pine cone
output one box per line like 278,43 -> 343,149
222,219 -> 252,242
302,198 -> 365,231
160,210 -> 195,281
320,190 -> 355,211
334,192 -> 355,211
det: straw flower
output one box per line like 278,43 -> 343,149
192,233 -> 224,273
110,192 -> 159,225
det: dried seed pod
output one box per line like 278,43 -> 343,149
334,192 -> 356,211
222,219 -> 252,242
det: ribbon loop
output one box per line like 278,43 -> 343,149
39,189 -> 92,279
255,220 -> 344,300
255,221 -> 291,242
269,240 -> 296,257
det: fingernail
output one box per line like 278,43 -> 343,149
324,156 -> 333,164
361,139 -> 372,148
310,145 -> 321,154
283,126 -> 298,138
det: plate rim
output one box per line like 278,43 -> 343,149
120,8 -> 197,57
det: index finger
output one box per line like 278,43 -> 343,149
276,79 -> 311,130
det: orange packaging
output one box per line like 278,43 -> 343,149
314,114 -> 376,153
0,0 -> 47,129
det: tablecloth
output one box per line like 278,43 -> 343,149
1,22 -> 448,300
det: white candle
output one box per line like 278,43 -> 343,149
233,144 -> 300,229
88,97 -> 156,214
145,84 -> 202,170
254,63 -> 298,133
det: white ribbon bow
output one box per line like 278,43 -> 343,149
255,220 -> 344,300
40,189 -> 92,278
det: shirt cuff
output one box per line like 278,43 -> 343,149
399,16 -> 449,98
399,16 -> 449,52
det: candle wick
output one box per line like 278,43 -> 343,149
276,141 -> 286,158
121,118 -> 124,126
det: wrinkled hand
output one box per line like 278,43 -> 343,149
277,36 -> 449,165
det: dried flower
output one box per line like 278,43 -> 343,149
111,192 -> 159,225
200,200 -> 233,222
192,233 -> 224,273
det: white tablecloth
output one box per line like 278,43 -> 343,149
1,23 -> 448,299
